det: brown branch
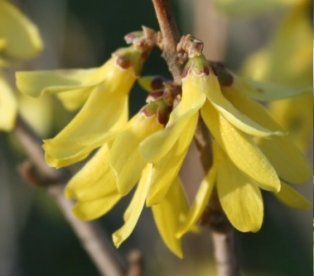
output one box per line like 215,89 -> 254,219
152,0 -> 183,83
211,231 -> 238,276
13,114 -> 127,276
126,250 -> 143,276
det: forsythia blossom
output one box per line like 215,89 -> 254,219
17,29 -> 156,167
140,38 -> 311,238
214,0 -> 312,151
240,0 -> 313,151
16,31 -> 311,258
0,0 -> 42,131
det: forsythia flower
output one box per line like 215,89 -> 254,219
16,29 -> 311,257
217,0 -> 313,151
16,30 -> 155,167
139,42 -> 311,237
70,36 -> 309,255
0,0 -> 43,63
177,140 -> 311,236
65,99 -> 190,257
0,0 -> 42,131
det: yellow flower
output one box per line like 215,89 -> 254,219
239,0 -> 312,150
16,31 -> 155,168
176,140 -> 310,237
65,101 -> 190,257
0,0 -> 43,64
51,33 -> 311,257
140,49 -> 311,233
0,0 -> 42,131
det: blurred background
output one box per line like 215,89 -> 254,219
0,0 -> 312,275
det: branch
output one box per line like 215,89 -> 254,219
152,0 -> 183,83
13,114 -> 127,276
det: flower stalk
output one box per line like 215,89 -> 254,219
151,0 -> 183,84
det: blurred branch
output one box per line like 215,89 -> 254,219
126,250 -> 143,276
152,1 -> 238,275
13,114 -> 127,276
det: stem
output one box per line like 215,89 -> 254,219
151,1 -> 239,275
151,0 -> 183,83
13,115 -> 127,276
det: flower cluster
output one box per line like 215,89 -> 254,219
0,0 -> 42,131
16,30 -> 311,257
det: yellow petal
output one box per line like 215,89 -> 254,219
110,113 -> 163,195
255,135 -> 311,184
16,56 -> 134,110
72,193 -> 121,221
201,101 -> 281,192
139,72 -> 206,163
65,144 -> 119,201
217,151 -> 263,232
55,87 -> 92,111
267,6 -> 312,87
43,90 -> 129,168
170,72 -> 207,121
203,71 -> 283,137
16,68 -> 99,98
240,5 -> 312,88
213,0 -> 300,18
151,177 -> 189,258
16,56 -> 118,97
268,92 -> 313,151
45,150 -> 90,169
176,153 -> 218,238
69,145 -> 122,220
222,88 -> 285,133
274,182 -> 311,209
176,142 -> 221,238
223,86 -> 311,184
112,164 -> 152,247
18,94 -> 53,137
241,79 -> 312,101
0,74 -> 17,131
140,110 -> 197,163
43,125 -> 121,168
146,114 -> 198,206
0,1 -> 43,59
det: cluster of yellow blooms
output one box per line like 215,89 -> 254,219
16,33 -> 311,257
1,0 -> 312,258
